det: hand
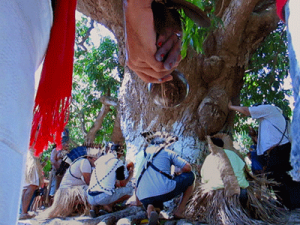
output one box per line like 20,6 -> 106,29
128,168 -> 134,178
174,166 -> 182,176
115,180 -> 121,187
228,100 -> 233,110
155,28 -> 182,75
126,161 -> 134,171
124,0 -> 181,83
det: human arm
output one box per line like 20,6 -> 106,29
178,163 -> 192,174
80,159 -> 93,185
123,0 -> 181,83
50,149 -> 60,169
119,169 -> 133,187
228,101 -> 251,117
115,165 -> 133,187
171,151 -> 192,174
82,172 -> 91,185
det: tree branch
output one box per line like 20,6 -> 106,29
80,109 -> 88,135
100,96 -> 118,107
78,19 -> 95,51
111,111 -> 124,144
69,137 -> 79,148
215,0 -> 262,52
246,4 -> 279,53
85,96 -> 118,143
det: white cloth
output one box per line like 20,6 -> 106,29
286,0 -> 300,181
88,153 -> 124,195
0,1 -> 52,224
60,158 -> 92,188
249,105 -> 289,155
201,149 -> 249,190
23,150 -> 40,187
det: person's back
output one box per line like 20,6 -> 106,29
87,145 -> 134,216
249,104 -> 289,155
136,148 -> 186,200
59,158 -> 92,189
89,152 -> 123,194
201,140 -> 249,190
135,131 -> 195,223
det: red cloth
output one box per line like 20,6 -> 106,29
30,0 -> 77,156
276,0 -> 288,22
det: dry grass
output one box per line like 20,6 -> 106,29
39,185 -> 90,219
185,179 -> 288,225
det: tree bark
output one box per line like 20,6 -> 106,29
111,111 -> 125,145
77,0 -> 279,165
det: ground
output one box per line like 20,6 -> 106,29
17,206 -> 300,225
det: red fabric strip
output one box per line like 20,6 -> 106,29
276,0 -> 288,22
30,0 -> 77,156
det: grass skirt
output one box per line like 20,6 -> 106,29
42,185 -> 90,218
186,180 -> 288,225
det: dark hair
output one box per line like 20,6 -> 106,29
248,127 -> 257,137
211,137 -> 224,148
111,144 -> 121,152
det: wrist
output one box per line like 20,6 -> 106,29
124,0 -> 153,8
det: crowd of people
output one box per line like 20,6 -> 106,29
1,0 -> 300,224
19,132 -> 197,225
19,119 -> 299,225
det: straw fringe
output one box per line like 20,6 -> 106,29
245,181 -> 287,223
186,183 -> 251,225
41,185 -> 90,218
186,134 -> 288,224
186,180 -> 287,224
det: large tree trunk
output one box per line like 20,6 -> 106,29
77,0 -> 279,165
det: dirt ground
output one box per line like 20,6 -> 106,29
17,207 -> 300,225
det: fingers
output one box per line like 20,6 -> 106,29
124,1 -> 184,84
163,38 -> 182,70
155,31 -> 182,70
134,70 -> 173,83
126,57 -> 175,83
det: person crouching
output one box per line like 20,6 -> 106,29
87,144 -> 134,215
40,147 -> 102,218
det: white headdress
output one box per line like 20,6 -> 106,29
86,147 -> 103,159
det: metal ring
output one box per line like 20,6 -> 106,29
174,32 -> 181,40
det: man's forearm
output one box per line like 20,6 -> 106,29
124,0 -> 153,8
228,105 -> 251,117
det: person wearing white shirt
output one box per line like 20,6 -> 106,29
228,101 -> 294,209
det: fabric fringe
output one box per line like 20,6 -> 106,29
41,185 -> 90,218
186,180 -> 288,225
30,0 -> 77,156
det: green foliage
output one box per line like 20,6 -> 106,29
180,0 -> 220,58
41,144 -> 55,178
234,22 -> 292,149
68,15 -> 122,146
234,130 -> 253,155
242,22 -> 291,111
178,2 -> 292,149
